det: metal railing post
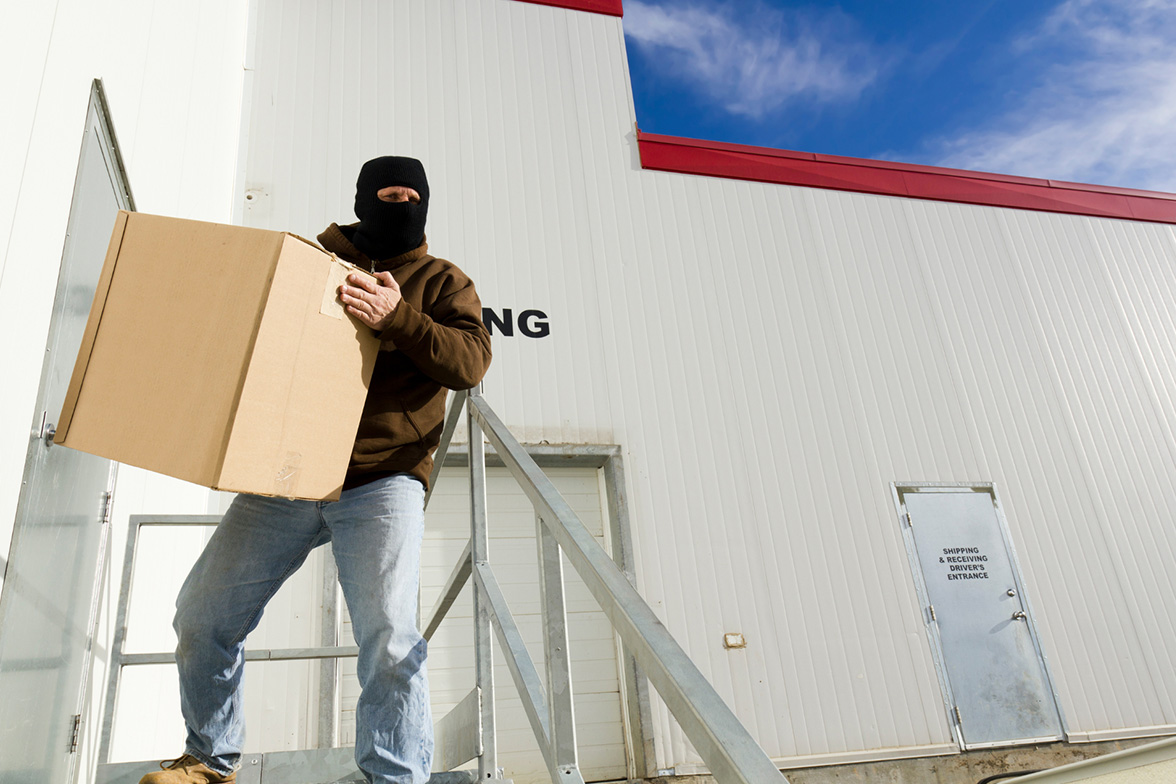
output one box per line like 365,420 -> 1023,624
536,514 -> 583,783
603,453 -> 658,779
468,386 -> 498,780
97,515 -> 142,763
317,545 -> 339,747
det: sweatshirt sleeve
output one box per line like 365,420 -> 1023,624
377,272 -> 492,390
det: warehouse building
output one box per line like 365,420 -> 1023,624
2,1 -> 1175,783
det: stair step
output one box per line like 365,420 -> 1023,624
96,751 -> 483,784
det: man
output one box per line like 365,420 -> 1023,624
143,156 -> 492,784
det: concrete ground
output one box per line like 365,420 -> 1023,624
647,738 -> 1173,784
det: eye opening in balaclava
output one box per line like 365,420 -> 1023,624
352,156 -> 430,261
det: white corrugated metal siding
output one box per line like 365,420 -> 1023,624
242,0 -> 1176,772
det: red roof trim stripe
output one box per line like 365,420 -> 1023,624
513,0 -> 623,16
637,130 -> 1176,225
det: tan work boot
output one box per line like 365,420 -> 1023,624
139,755 -> 236,784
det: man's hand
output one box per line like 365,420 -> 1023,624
340,272 -> 402,331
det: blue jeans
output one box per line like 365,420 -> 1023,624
173,473 -> 432,783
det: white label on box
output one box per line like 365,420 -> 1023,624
320,260 -> 351,319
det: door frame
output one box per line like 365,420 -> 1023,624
442,443 -> 657,781
891,482 -> 1068,750
67,79 -> 135,784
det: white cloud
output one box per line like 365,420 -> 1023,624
923,0 -> 1176,191
624,0 -> 881,120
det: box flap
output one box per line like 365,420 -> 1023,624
55,209 -> 131,444
284,232 -> 329,252
56,212 -> 286,486
218,235 -> 379,500
209,230 -> 289,485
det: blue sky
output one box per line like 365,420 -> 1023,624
623,0 -> 1176,192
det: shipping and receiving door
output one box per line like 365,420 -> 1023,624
896,485 -> 1063,749
0,81 -> 132,784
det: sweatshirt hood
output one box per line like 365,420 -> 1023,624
318,223 -> 429,271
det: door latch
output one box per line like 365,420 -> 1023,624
38,411 -> 56,447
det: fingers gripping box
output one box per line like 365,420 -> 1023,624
54,211 -> 380,501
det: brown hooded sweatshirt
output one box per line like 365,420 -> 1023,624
318,223 -> 492,491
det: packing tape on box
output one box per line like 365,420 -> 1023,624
275,452 -> 302,498
321,260 -> 352,319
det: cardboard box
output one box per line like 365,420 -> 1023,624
55,211 -> 380,500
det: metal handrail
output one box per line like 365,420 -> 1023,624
427,387 -> 788,784
99,388 -> 787,783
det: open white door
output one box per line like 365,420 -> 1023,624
0,80 -> 133,784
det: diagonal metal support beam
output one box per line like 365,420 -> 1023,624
426,389 -> 468,510
468,394 -> 788,784
424,540 -> 472,642
474,562 -> 552,756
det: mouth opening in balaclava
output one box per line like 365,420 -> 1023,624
352,156 -> 430,261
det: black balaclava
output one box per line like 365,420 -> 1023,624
352,156 -> 430,261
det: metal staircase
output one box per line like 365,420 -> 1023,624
94,388 -> 788,784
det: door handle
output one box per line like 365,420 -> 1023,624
1012,610 -> 1027,621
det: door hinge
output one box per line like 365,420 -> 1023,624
953,706 -> 963,726
69,714 -> 81,753
903,510 -> 913,527
928,604 -> 937,622
100,491 -> 113,526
